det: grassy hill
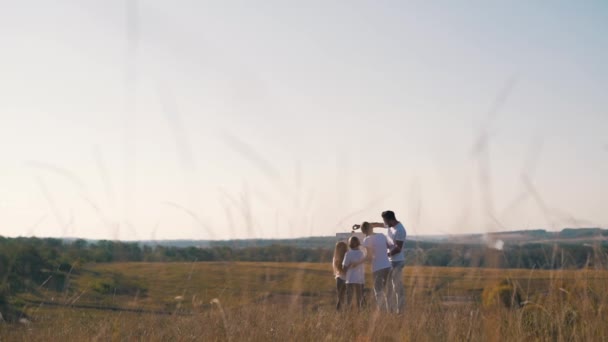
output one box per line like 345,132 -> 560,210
2,229 -> 608,339
4,261 -> 608,340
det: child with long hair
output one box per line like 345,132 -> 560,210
333,241 -> 348,310
342,236 -> 365,310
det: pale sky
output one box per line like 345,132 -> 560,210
1,1 -> 607,240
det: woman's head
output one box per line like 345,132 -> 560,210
334,241 -> 348,257
348,236 -> 360,249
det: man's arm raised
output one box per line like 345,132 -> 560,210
352,222 -> 385,230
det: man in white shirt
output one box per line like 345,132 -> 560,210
360,222 -> 391,311
354,210 -> 407,314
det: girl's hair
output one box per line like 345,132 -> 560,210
360,222 -> 371,234
333,241 -> 348,274
348,236 -> 360,249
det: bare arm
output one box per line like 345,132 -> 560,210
352,222 -> 385,230
342,256 -> 350,273
388,240 -> 404,257
350,257 -> 367,268
352,247 -> 372,267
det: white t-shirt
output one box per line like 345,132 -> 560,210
342,249 -> 365,284
362,234 -> 391,272
387,222 -> 407,262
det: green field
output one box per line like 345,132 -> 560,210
3,262 -> 608,341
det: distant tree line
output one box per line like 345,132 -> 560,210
0,237 -> 333,293
406,242 -> 608,269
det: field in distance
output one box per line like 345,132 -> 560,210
5,262 -> 608,341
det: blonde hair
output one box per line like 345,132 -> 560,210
333,241 -> 348,275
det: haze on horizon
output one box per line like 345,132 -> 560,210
0,1 -> 607,241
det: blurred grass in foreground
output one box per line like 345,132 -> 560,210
3,262 -> 608,341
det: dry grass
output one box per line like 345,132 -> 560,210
3,262 -> 608,341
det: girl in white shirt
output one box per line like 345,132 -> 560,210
342,236 -> 365,310
332,241 -> 348,310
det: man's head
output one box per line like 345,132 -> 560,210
381,210 -> 398,227
360,222 -> 372,236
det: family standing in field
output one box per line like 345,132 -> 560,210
332,210 -> 406,314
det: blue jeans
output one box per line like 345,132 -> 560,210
373,267 -> 390,311
388,260 -> 406,314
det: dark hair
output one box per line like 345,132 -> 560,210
348,236 -> 360,249
361,222 -> 371,234
382,210 -> 396,221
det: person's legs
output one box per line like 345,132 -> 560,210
386,267 -> 396,312
373,267 -> 390,311
355,284 -> 364,310
390,260 -> 406,314
336,277 -> 346,311
361,284 -> 366,309
346,283 -> 354,310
